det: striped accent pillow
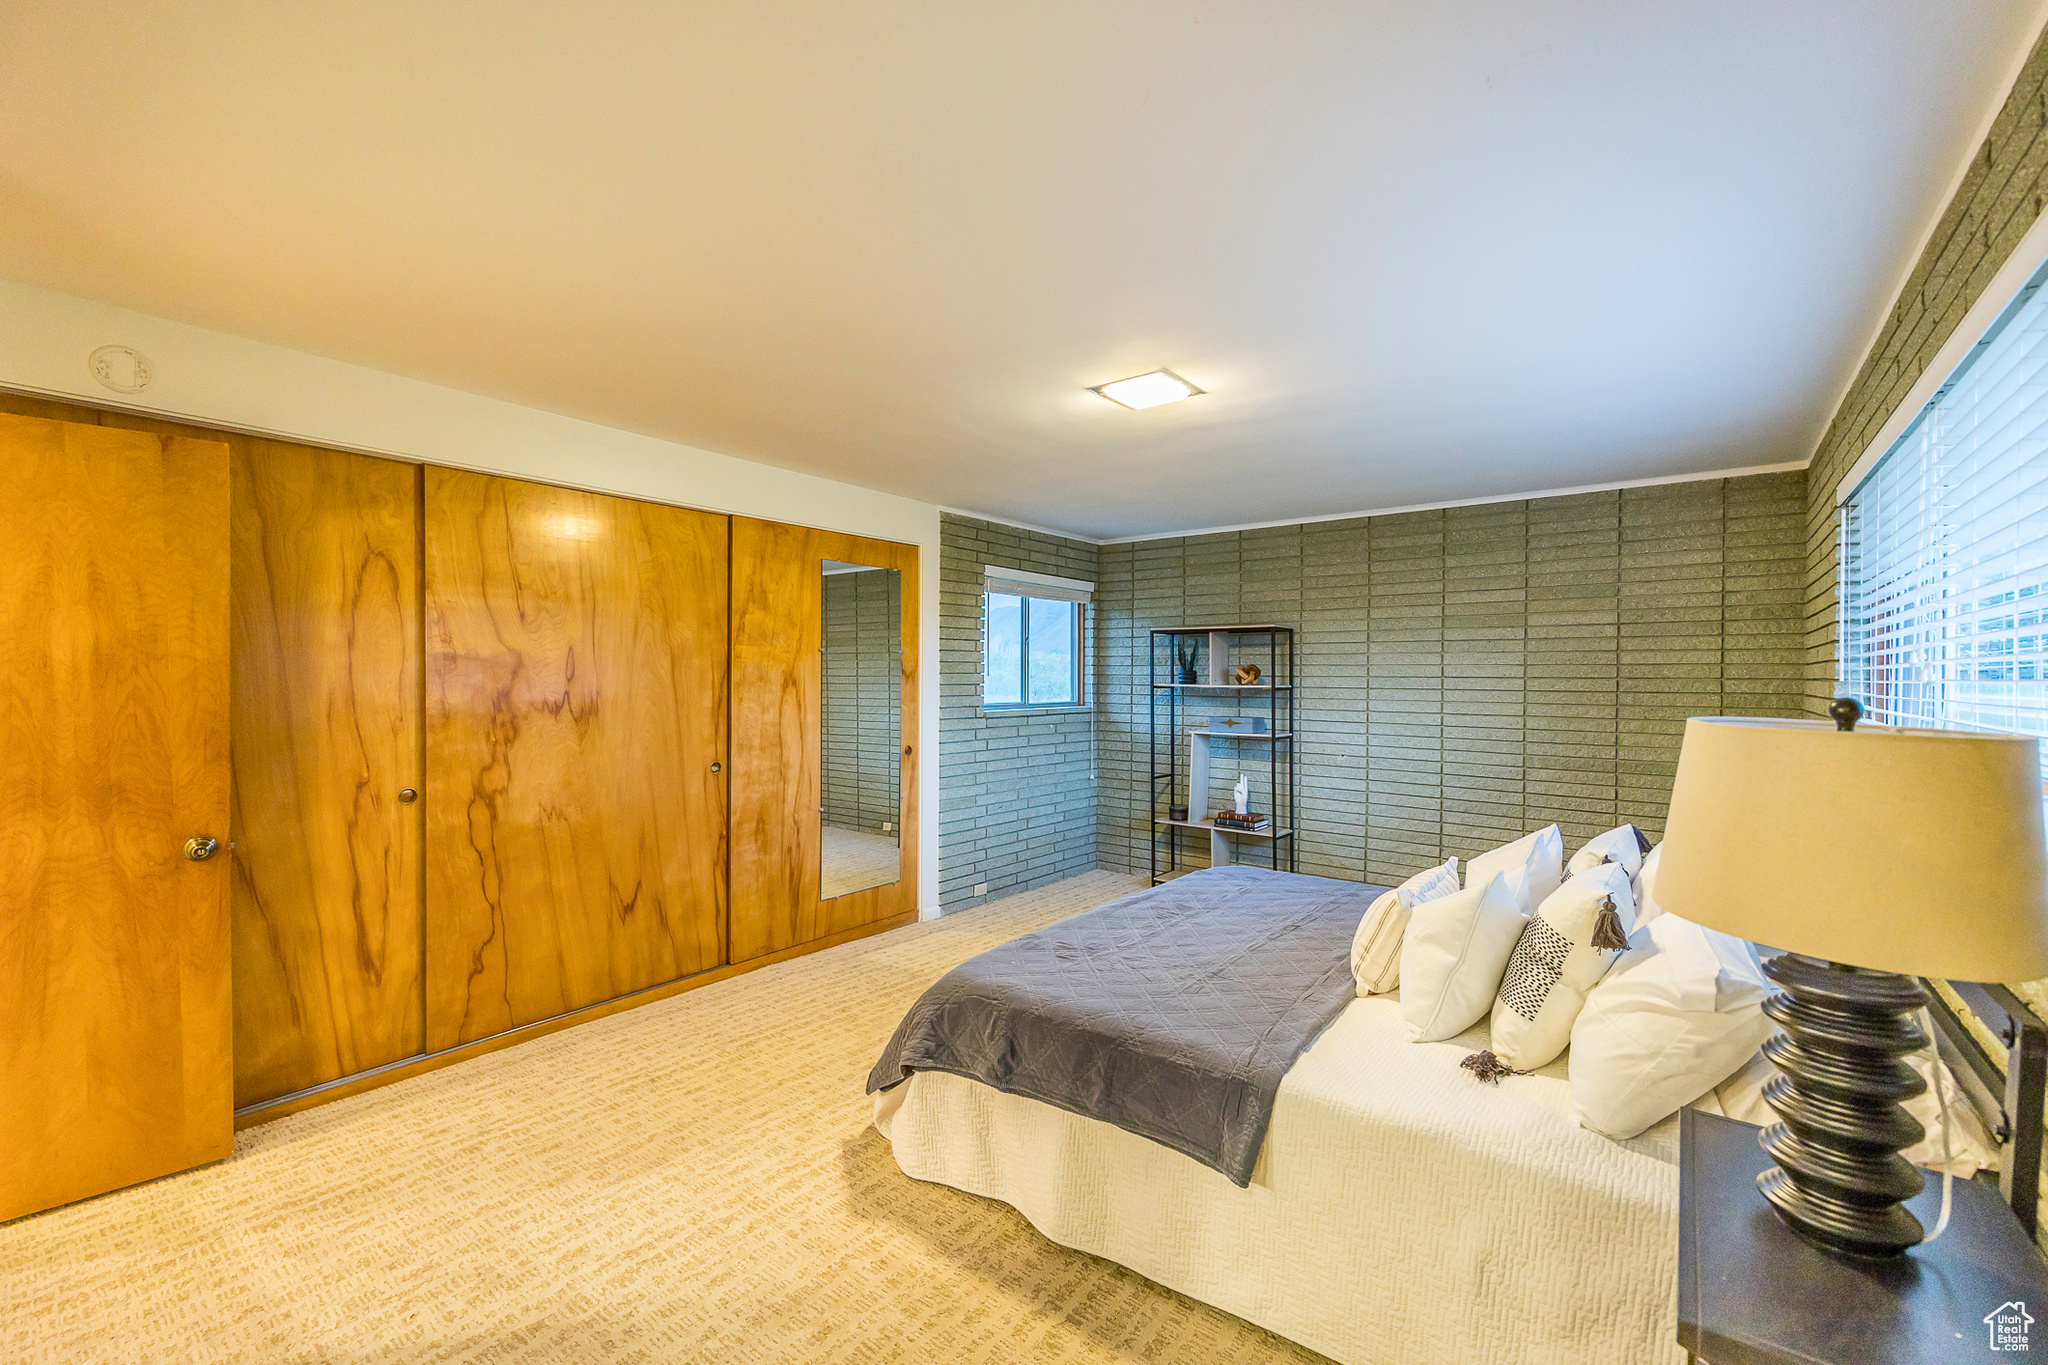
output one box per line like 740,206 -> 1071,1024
1351,857 -> 1460,995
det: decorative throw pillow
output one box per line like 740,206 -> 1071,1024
1464,824 -> 1563,915
1483,862 -> 1637,1070
1567,913 -> 1773,1138
1565,823 -> 1653,879
1632,843 -> 1664,925
1399,872 -> 1528,1042
1351,857 -> 1460,995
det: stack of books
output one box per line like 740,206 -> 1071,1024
1213,810 -> 1272,832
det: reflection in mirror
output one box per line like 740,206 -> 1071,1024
821,560 -> 902,899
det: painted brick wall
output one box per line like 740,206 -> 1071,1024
1805,29 -> 2048,712
821,567 -> 901,834
1094,472 -> 1808,887
938,514 -> 1100,910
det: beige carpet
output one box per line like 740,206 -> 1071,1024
819,824 -> 902,900
0,871 -> 1331,1365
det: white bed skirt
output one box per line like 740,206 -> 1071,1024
874,995 -> 1688,1365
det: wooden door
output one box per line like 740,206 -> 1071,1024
729,518 -> 918,962
0,414 -> 231,1222
422,469 -> 727,1051
230,441 -> 424,1106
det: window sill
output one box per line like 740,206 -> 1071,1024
978,704 -> 1093,718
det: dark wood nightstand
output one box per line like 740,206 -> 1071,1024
1679,1107 -> 2048,1363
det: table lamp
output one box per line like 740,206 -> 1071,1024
1655,702 -> 2048,1259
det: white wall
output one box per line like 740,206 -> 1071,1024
0,277 -> 942,918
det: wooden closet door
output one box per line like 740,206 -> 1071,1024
730,517 -> 917,962
423,469 -> 727,1050
0,415 -> 231,1222
230,441 -> 424,1107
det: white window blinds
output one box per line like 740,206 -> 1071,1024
982,565 -> 1093,603
1840,264 -> 2048,779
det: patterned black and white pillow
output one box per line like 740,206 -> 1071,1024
1485,861 -> 1637,1071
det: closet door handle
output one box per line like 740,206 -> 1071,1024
398,788 -> 419,804
710,762 -> 723,774
184,836 -> 219,862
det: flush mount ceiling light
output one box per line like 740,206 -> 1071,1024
1089,369 -> 1204,410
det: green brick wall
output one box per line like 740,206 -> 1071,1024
1805,28 -> 2048,712
821,567 -> 901,834
1094,472 -> 1808,888
939,514 -> 1101,910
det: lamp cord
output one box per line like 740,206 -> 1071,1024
1918,1005 -> 1954,1247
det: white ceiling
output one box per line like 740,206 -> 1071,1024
2,3 -> 2040,540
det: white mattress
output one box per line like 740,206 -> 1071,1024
874,993 -> 1688,1365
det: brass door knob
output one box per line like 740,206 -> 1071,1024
398,788 -> 418,803
184,836 -> 220,862
710,762 -> 722,774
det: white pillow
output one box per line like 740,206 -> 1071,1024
1351,858 -> 1460,996
1568,913 -> 1773,1138
1632,843 -> 1665,925
1464,825 -> 1563,915
1712,1048 -> 2001,1178
1488,862 -> 1637,1069
1399,872 -> 1528,1042
1565,823 -> 1651,879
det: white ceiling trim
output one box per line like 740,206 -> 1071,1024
940,506 -> 1109,545
1085,459 -> 1811,546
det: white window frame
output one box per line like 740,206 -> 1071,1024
981,565 -> 1092,711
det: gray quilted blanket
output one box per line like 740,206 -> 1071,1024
866,865 -> 1387,1186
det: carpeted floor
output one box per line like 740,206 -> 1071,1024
0,871 -> 1332,1364
819,824 -> 902,900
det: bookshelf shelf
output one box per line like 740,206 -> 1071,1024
1154,817 -> 1293,840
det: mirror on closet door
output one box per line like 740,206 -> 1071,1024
820,560 -> 902,899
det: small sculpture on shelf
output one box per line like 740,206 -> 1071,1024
1234,772 -> 1249,815
1233,663 -> 1261,686
1175,642 -> 1199,684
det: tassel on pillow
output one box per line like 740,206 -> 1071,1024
1591,895 -> 1629,951
1460,1050 -> 1533,1086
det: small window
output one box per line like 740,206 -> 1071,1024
982,566 -> 1091,708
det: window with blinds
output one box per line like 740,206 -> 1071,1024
1840,262 -> 2048,779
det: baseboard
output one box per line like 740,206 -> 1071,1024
232,910 -> 918,1130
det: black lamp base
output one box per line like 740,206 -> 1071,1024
1756,954 -> 1929,1259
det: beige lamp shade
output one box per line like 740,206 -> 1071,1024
1656,716 -> 2048,982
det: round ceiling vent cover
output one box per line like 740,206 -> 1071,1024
89,345 -> 153,394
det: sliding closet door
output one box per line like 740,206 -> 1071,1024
0,415 -> 231,1222
730,517 -> 918,962
229,441 -> 424,1107
423,469 -> 727,1050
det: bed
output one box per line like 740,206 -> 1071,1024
869,866 -> 1692,1365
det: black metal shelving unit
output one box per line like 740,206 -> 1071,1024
1148,625 -> 1297,886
